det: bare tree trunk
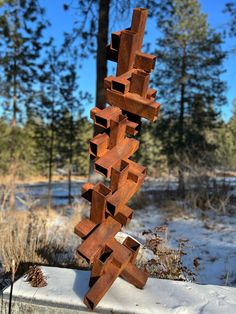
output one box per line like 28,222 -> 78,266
12,7 -> 18,127
48,112 -> 54,212
68,115 -> 73,205
178,46 -> 187,197
89,0 -> 110,178
96,0 -> 109,109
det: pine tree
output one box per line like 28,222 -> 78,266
57,47 -> 92,203
225,2 -> 236,38
37,45 -> 62,209
0,0 -> 49,125
153,0 -> 226,194
135,123 -> 167,177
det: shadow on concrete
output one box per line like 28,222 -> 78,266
72,269 -> 90,301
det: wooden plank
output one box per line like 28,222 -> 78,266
94,137 -> 139,178
78,216 -> 121,263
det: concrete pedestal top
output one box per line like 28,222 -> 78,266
1,266 -> 236,314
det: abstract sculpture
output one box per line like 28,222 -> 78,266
74,8 -> 160,310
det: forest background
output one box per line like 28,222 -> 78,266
0,0 -> 236,205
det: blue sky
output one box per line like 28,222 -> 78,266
40,0 -> 236,121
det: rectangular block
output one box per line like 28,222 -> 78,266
120,262 -> 148,289
94,106 -> 121,129
78,216 -> 121,263
74,219 -> 97,239
81,183 -> 94,202
104,76 -> 114,89
105,89 -> 160,122
106,44 -> 118,62
125,159 -> 146,183
110,159 -> 129,192
130,70 -> 150,97
119,68 -> 137,80
123,236 -> 140,263
107,238 -> 132,269
106,179 -> 138,215
89,246 -> 113,287
126,120 -> 139,135
147,88 -> 157,100
134,51 -> 156,72
109,114 -> 127,149
111,31 -> 121,50
131,8 -> 148,50
90,183 -> 112,224
90,107 -> 101,120
117,30 -> 138,76
94,137 -> 139,178
114,205 -> 133,226
84,262 -> 120,310
90,133 -> 109,157
111,77 -> 130,94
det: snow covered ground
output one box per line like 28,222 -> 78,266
123,204 -> 236,287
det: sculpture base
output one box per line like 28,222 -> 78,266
2,266 -> 235,314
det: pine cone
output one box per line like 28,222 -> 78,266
24,266 -> 47,288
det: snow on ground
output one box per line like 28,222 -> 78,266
123,205 -> 236,287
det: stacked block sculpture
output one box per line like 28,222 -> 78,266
74,8 -> 160,310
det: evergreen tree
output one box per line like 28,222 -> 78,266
153,0 -> 226,194
0,0 -> 49,125
225,2 -> 236,37
37,45 -> 62,208
57,47 -> 92,203
135,123 -> 167,177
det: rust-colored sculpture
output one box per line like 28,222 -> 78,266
74,8 -> 160,310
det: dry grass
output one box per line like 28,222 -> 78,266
138,226 -> 195,281
0,201 -> 88,279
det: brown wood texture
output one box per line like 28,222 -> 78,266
74,7 -> 160,310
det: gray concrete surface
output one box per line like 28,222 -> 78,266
1,266 -> 236,314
